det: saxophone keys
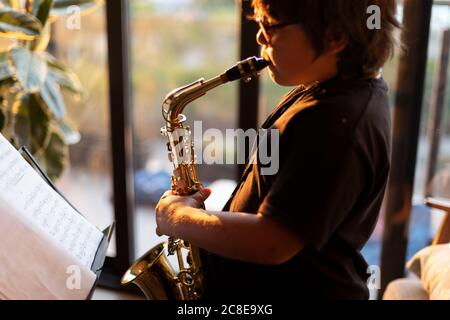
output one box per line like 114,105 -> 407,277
167,238 -> 180,255
178,270 -> 194,287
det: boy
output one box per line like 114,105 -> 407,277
156,0 -> 400,299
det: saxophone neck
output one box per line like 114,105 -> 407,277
163,75 -> 227,127
162,56 -> 270,127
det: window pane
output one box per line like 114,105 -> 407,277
415,6 -> 450,198
130,0 -> 239,257
413,5 -> 450,252
53,8 -> 116,256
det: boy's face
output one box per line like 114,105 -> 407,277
257,16 -> 339,87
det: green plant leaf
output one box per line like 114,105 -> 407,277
44,52 -> 69,71
0,50 -> 13,81
30,22 -> 51,52
56,117 -> 80,145
34,0 -> 54,26
0,77 -> 16,95
44,52 -> 83,93
10,46 -> 47,92
13,93 -> 50,154
51,0 -> 103,15
48,66 -> 82,94
0,7 -> 42,40
0,0 -> 20,10
40,74 -> 65,119
36,126 -> 68,181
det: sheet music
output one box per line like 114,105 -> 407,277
0,134 -> 103,269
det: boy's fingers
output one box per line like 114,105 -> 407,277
160,190 -> 173,200
192,188 -> 212,203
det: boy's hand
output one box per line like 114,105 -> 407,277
155,188 -> 212,237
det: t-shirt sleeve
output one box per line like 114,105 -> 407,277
258,115 -> 365,251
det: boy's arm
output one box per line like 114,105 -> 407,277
155,189 -> 304,265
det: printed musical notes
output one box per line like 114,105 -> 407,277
0,134 -> 103,269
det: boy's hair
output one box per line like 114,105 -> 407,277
252,0 -> 401,78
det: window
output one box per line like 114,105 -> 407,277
53,7 -> 116,257
129,0 -> 240,258
410,4 -> 450,254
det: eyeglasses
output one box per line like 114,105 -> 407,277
256,17 -> 295,42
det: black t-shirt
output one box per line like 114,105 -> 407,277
201,76 -> 392,300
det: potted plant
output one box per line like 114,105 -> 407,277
0,0 -> 102,180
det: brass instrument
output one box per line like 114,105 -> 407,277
120,57 -> 270,300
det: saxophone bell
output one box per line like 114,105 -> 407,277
120,243 -> 182,300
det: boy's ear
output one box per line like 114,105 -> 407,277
325,29 -> 348,55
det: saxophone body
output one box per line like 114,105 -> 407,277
120,57 -> 270,300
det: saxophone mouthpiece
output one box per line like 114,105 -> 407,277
224,56 -> 270,82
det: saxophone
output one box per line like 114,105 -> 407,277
120,57 -> 270,300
